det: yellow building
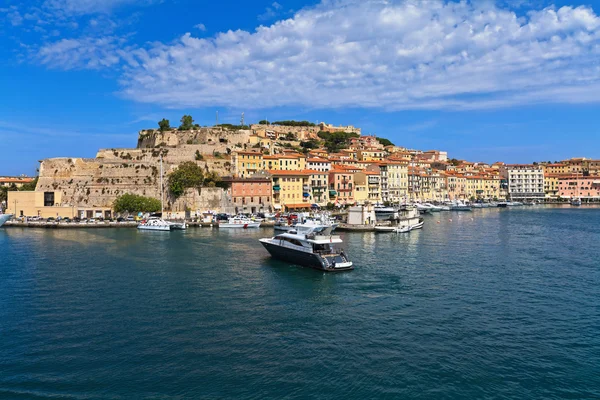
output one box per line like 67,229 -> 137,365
308,170 -> 329,206
233,151 -> 264,178
6,191 -> 112,219
263,154 -> 306,171
387,161 -> 409,203
445,173 -> 467,200
544,175 -> 560,198
357,149 -> 386,161
354,171 -> 381,204
542,163 -> 569,175
269,170 -> 312,211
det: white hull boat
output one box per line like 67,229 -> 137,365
138,218 -> 172,231
219,217 -> 261,229
0,213 -> 13,227
259,223 -> 353,272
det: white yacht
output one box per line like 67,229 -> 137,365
259,223 -> 353,272
374,204 -> 396,221
449,200 -> 472,211
219,215 -> 261,229
0,213 -> 13,227
375,205 -> 423,232
137,217 -> 172,231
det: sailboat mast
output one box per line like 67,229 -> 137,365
160,154 -> 164,216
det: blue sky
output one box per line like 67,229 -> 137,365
1,0 -> 600,176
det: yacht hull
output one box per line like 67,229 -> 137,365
0,214 -> 13,227
219,222 -> 261,229
137,225 -> 171,231
260,240 -> 353,272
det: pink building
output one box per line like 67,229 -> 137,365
558,176 -> 600,199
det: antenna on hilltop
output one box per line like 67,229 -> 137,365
241,112 -> 245,127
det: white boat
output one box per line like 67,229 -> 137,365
394,226 -> 412,233
138,217 -> 171,231
259,224 -> 353,272
374,204 -> 396,221
168,221 -> 188,230
571,173 -> 582,206
423,203 -> 442,212
506,201 -> 523,206
471,203 -> 484,208
375,205 -> 423,232
0,213 -> 13,227
449,200 -> 472,211
219,216 -> 261,229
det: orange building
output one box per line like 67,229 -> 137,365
225,176 -> 272,214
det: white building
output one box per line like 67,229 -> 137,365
306,157 -> 331,172
500,164 -> 545,200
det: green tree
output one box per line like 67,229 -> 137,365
113,194 -> 161,213
158,118 -> 171,132
317,131 -> 359,152
179,115 -> 194,131
377,137 -> 394,147
448,158 -> 461,166
285,132 -> 296,141
195,150 -> 204,161
258,120 -> 270,125
168,161 -> 204,198
19,177 -> 38,191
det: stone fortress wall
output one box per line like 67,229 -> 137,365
35,127 -> 255,213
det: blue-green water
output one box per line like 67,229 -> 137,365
1,206 -> 599,399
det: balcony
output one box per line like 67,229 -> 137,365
273,185 -> 281,191
329,190 -> 337,197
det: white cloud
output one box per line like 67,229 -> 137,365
258,1 -> 286,21
194,23 -> 206,31
43,0 -> 155,15
33,0 -> 600,111
118,0 -> 600,111
38,36 -> 127,69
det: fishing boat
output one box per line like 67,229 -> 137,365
0,213 -> 13,227
259,223 -> 353,272
219,215 -> 261,229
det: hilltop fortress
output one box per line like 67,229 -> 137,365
34,126 -> 254,215
23,121 -> 359,217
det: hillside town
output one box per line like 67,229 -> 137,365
1,119 -> 599,219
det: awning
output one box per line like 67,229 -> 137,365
273,204 -> 282,209
311,204 -> 320,208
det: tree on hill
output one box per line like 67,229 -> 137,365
377,137 -> 394,147
317,131 -> 359,152
258,120 -> 270,125
158,119 -> 171,132
168,161 -> 204,199
272,120 -> 316,127
179,115 -> 194,131
448,158 -> 461,166
113,194 -> 161,213
300,139 -> 320,153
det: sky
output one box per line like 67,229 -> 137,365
1,0 -> 600,176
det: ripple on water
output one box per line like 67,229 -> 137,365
1,208 -> 600,399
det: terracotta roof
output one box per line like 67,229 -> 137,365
0,177 -> 34,183
235,151 -> 263,156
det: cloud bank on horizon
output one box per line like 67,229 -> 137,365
7,0 -> 600,111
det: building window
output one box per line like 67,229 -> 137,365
44,192 -> 55,207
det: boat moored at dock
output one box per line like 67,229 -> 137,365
0,213 -> 13,227
219,216 -> 261,229
259,223 -> 353,272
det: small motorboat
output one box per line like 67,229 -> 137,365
219,216 -> 261,229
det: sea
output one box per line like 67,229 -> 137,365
1,205 -> 599,399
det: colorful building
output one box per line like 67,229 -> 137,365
269,170 -> 313,211
233,151 -> 264,178
225,176 -> 272,214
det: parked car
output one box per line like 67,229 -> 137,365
88,218 -> 96,223
47,217 -> 55,222
63,217 -> 71,223
126,216 -> 135,221
116,217 -> 124,222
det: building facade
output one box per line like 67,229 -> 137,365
500,164 -> 545,200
